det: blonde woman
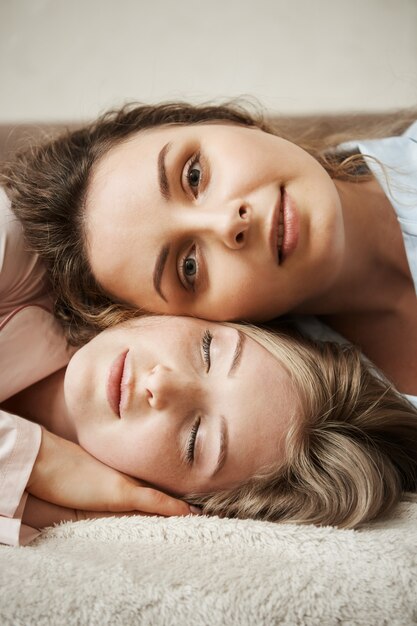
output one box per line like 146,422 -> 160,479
3,315 -> 417,541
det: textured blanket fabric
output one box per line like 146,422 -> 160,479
1,498 -> 416,626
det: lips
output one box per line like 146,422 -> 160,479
269,189 -> 282,264
107,350 -> 129,417
277,207 -> 284,260
270,187 -> 299,265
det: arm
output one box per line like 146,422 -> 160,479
21,495 -> 131,530
22,494 -> 161,531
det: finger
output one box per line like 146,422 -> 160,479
124,486 -> 196,517
77,510 -> 167,521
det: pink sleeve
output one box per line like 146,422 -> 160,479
0,187 -> 49,317
0,410 -> 42,546
0,188 -> 71,546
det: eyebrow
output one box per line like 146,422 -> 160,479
158,142 -> 172,201
228,330 -> 245,376
211,415 -> 228,478
153,244 -> 170,302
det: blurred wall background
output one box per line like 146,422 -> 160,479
0,0 -> 416,123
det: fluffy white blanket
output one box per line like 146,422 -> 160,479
1,497 -> 416,626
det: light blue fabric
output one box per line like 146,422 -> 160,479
297,120 -> 417,408
341,120 -> 417,293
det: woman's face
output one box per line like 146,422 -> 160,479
64,316 -> 300,495
85,123 -> 345,321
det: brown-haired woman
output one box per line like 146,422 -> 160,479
2,102 -> 417,400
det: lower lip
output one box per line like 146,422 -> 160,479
279,188 -> 299,265
106,350 -> 129,417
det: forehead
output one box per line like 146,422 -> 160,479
88,127 -> 168,199
85,124 -> 193,228
90,121 -> 256,180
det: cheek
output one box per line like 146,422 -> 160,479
78,421 -> 180,486
64,352 -> 96,420
76,424 -> 123,469
198,257 -> 272,320
209,285 -> 275,322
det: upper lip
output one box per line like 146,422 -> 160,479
269,188 -> 282,264
107,350 -> 129,417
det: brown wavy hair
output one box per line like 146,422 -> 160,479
186,323 -> 417,529
2,102 -> 416,345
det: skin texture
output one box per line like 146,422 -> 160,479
63,317 -> 300,495
85,123 -> 345,321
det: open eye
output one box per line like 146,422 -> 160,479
179,245 -> 198,290
188,164 -> 201,188
185,152 -> 202,198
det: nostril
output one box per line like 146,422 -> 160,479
236,231 -> 244,244
239,206 -> 247,219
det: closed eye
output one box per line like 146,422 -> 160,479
202,329 -> 213,372
186,416 -> 201,464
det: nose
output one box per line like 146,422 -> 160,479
144,364 -> 190,411
197,202 -> 251,250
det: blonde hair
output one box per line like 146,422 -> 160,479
186,323 -> 417,529
2,102 -> 416,345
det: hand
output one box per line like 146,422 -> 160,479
22,495 -> 180,532
27,428 -> 196,517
